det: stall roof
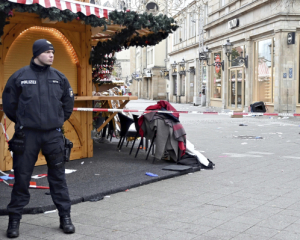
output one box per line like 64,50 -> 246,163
0,0 -> 178,65
7,0 -> 114,18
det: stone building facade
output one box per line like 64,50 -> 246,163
204,0 -> 300,113
129,40 -> 168,100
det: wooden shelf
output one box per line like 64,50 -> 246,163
74,96 -> 138,101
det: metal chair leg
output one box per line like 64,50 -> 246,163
117,137 -> 122,148
135,137 -> 143,158
146,134 -> 156,160
126,139 -> 129,147
119,136 -> 126,151
129,132 -> 138,155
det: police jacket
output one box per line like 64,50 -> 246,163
2,58 -> 74,130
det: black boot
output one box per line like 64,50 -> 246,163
7,219 -> 20,238
59,215 -> 75,234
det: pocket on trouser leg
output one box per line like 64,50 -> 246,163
45,152 -> 65,169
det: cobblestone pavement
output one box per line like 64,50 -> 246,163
1,99 -> 300,239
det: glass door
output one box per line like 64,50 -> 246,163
228,68 -> 245,109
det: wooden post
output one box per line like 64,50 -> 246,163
85,25 -> 93,157
0,114 -> 5,171
79,29 -> 87,96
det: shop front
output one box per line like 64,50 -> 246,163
202,0 -> 300,113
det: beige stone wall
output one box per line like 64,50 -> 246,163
204,0 -> 300,112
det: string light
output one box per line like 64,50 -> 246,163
19,26 -> 79,65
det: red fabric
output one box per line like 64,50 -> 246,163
178,141 -> 185,156
138,115 -> 145,138
173,123 -> 183,131
138,101 -> 186,157
145,100 -> 179,119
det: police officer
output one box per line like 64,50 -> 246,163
2,39 -> 75,238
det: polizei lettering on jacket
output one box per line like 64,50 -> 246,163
21,80 -> 37,85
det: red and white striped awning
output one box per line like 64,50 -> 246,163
7,0 -> 114,18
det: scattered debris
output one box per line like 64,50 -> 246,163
239,124 -> 247,126
234,136 -> 263,140
44,210 -> 57,214
145,172 -> 158,177
241,142 -> 248,145
0,175 -> 14,180
65,169 -> 77,174
32,174 -> 47,179
81,162 -> 84,165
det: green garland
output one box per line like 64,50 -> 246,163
0,0 -> 178,65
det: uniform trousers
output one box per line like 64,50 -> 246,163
7,128 -> 71,219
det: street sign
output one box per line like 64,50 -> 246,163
289,68 -> 293,78
287,32 -> 295,45
228,18 -> 239,29
199,52 -> 207,60
283,73 -> 287,78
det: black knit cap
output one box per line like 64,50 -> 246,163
32,39 -> 55,58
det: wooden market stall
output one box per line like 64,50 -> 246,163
0,0 -> 178,171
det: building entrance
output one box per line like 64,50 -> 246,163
228,68 -> 245,110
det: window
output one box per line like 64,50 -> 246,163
173,76 -> 177,95
136,52 -> 140,70
147,48 -> 153,65
180,22 -> 184,42
211,52 -> 222,98
173,27 -> 179,45
189,13 -> 196,38
180,75 -> 185,96
229,46 -> 245,67
254,38 -> 275,103
220,0 -> 225,7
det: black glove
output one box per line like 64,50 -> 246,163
8,130 -> 25,154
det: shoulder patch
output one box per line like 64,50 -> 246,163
69,88 -> 74,97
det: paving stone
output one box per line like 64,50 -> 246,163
272,230 -> 300,240
158,230 -> 198,240
2,100 -> 300,239
201,227 -> 240,239
244,225 -> 280,238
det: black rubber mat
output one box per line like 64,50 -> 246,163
0,140 -> 200,215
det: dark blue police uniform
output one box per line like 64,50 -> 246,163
2,55 -> 75,236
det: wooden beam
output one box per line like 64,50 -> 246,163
85,25 -> 93,158
78,30 -> 87,96
97,100 -> 129,132
86,25 -> 93,96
